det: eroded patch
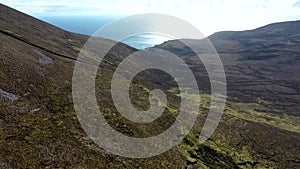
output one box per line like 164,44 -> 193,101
33,49 -> 53,65
0,89 -> 20,101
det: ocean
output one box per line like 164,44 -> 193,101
39,16 -> 172,49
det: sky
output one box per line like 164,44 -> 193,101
1,0 -> 300,36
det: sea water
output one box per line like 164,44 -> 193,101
39,16 -> 172,49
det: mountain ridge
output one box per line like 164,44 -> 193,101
208,19 -> 300,40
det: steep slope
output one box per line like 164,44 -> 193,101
1,4 -> 211,169
0,4 -> 82,59
0,4 -> 185,169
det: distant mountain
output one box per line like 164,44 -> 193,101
0,3 -> 300,169
210,20 -> 300,40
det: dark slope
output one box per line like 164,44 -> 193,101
157,20 -> 300,116
0,3 -> 136,101
0,4 -> 85,59
0,3 -> 300,168
0,4 -> 137,60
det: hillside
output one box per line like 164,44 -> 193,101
0,3 -> 300,169
157,20 -> 300,116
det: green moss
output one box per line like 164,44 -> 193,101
72,46 -> 81,52
0,71 -> 5,79
225,107 -> 300,133
256,97 -> 269,105
178,132 -> 239,168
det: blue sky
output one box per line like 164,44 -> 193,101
1,0 -> 300,36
